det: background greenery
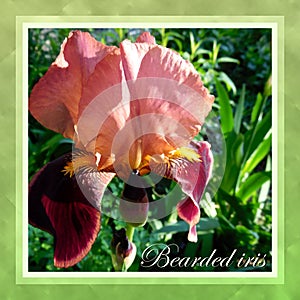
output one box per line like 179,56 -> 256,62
28,28 -> 272,272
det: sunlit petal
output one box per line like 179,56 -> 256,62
148,141 -> 213,242
29,31 -> 117,139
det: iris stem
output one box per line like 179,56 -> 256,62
126,223 -> 135,242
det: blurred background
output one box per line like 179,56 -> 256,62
28,28 -> 272,272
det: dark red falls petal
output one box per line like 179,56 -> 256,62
29,154 -> 100,268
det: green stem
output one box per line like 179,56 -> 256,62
126,223 -> 135,242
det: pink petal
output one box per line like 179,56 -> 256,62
120,36 -> 214,110
29,154 -> 115,268
76,50 -> 130,163
177,197 -> 200,230
188,225 -> 198,243
175,141 -> 214,242
118,36 -> 214,162
136,31 -> 156,44
119,31 -> 157,81
29,31 -> 117,139
120,39 -> 155,81
134,46 -> 214,125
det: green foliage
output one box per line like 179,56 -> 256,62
28,28 -> 272,272
214,76 -> 271,261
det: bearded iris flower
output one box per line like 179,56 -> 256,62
29,30 -> 214,268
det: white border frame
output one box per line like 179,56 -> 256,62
17,19 -> 281,283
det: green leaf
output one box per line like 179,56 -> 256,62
221,132 -> 244,193
197,218 -> 220,231
189,31 -> 202,60
218,71 -> 237,95
258,155 -> 272,204
251,93 -> 263,124
234,84 -> 246,133
164,31 -> 184,39
263,74 -> 272,98
231,133 -> 244,167
217,57 -> 240,64
235,225 -> 259,246
195,48 -> 211,56
242,132 -> 271,176
254,156 -> 272,223
212,40 -> 221,64
217,214 -> 236,230
163,31 -> 184,50
236,171 -> 271,202
115,28 -> 124,41
215,79 -> 234,135
216,189 -> 252,227
244,110 -> 271,159
201,193 -> 217,218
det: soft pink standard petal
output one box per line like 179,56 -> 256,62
136,32 -> 156,44
29,31 -> 117,139
29,154 -> 115,268
136,47 -> 214,125
78,48 -> 122,115
76,49 -> 131,161
119,37 -> 214,161
176,141 -> 213,242
120,32 -> 156,81
120,38 -> 155,81
127,99 -> 201,157
120,36 -> 213,109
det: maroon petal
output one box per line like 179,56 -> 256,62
29,154 -> 114,268
176,198 -> 200,242
149,141 -> 213,242
176,141 -> 213,242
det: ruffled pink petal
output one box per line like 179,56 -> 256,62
120,39 -> 154,81
118,34 -> 214,162
134,46 -> 214,124
76,49 -> 131,163
120,33 -> 213,106
125,99 -> 201,157
119,31 -> 158,81
29,154 -> 115,268
175,141 -> 213,242
29,31 -> 117,139
136,31 -> 156,44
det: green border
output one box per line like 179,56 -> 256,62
15,16 -> 284,286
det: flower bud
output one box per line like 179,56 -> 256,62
119,173 -> 149,227
111,228 -> 137,271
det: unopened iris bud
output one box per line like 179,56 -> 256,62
111,228 -> 137,271
119,173 -> 149,227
